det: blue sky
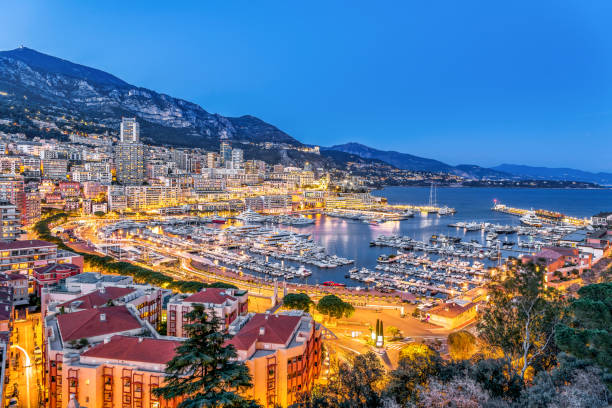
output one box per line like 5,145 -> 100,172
2,1 -> 612,171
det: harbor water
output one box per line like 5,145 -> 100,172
275,187 -> 612,286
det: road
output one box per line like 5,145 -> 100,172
9,317 -> 43,408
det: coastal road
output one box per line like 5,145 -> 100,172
10,317 -> 43,408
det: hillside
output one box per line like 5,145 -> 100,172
0,47 -> 299,147
492,164 -> 612,186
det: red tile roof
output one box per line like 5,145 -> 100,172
56,306 -> 141,342
184,288 -> 236,305
58,287 -> 136,310
0,240 -> 56,250
0,273 -> 27,282
227,313 -> 301,351
82,335 -> 181,364
33,263 -> 81,275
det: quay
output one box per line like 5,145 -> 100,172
492,203 -> 590,226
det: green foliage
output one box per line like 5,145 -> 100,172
520,354 -> 610,407
478,262 -> 566,380
447,330 -> 477,360
298,352 -> 385,408
93,211 -> 106,217
33,214 -> 231,294
387,326 -> 400,340
283,293 -> 313,312
555,282 -> 612,370
153,305 -> 260,408
471,358 -> 523,401
387,343 -> 442,404
316,295 -> 354,320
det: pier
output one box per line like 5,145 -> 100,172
492,203 -> 590,226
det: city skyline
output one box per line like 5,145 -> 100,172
2,1 -> 612,172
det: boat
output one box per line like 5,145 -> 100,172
295,265 -> 312,277
322,281 -> 346,287
437,206 -> 456,216
211,216 -> 227,224
520,212 -> 543,227
236,209 -> 266,223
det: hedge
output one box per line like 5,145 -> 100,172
33,213 -> 236,293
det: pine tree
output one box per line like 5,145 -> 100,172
153,305 -> 261,408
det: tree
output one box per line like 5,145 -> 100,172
153,305 -> 260,408
94,211 -> 105,217
418,377 -> 494,408
299,352 -> 386,408
477,262 -> 566,381
520,354 -> 610,408
387,344 -> 442,405
316,295 -> 354,321
555,282 -> 612,370
283,293 -> 313,312
387,326 -> 401,340
471,358 -> 523,401
448,330 -> 477,360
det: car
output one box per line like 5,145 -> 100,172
33,346 -> 42,355
35,357 -> 42,365
8,398 -> 18,407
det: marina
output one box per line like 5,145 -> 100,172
78,186 -> 610,301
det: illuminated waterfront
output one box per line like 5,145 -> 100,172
275,187 -> 612,286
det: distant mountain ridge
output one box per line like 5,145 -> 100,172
0,47 -> 299,147
492,164 -> 612,186
327,143 -> 610,184
327,143 -> 511,180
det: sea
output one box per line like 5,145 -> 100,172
274,187 -> 612,286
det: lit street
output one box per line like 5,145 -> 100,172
9,318 -> 43,408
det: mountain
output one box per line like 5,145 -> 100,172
0,47 -> 299,147
492,164 -> 612,186
327,143 -> 510,179
327,143 -> 454,173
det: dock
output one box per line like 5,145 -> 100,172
492,203 -> 590,227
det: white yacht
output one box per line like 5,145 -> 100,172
236,209 -> 267,223
438,206 -> 456,216
520,212 -> 543,227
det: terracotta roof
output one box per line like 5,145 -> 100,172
33,263 -> 80,274
0,240 -> 56,250
56,306 -> 141,342
0,273 -> 27,282
226,313 -> 301,351
542,246 -> 579,257
184,288 -> 236,305
82,335 -> 181,364
428,302 -> 476,319
58,287 -> 136,310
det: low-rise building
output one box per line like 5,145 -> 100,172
166,287 -> 248,337
44,305 -> 164,408
227,311 -> 322,407
33,263 -> 82,295
426,300 -> 478,329
0,273 -> 28,306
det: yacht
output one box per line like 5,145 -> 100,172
520,212 -> 543,227
236,209 -> 266,223
438,206 -> 456,216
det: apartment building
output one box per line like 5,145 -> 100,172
0,240 -> 84,276
0,201 -> 22,240
166,287 -> 248,337
227,311 -> 322,407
